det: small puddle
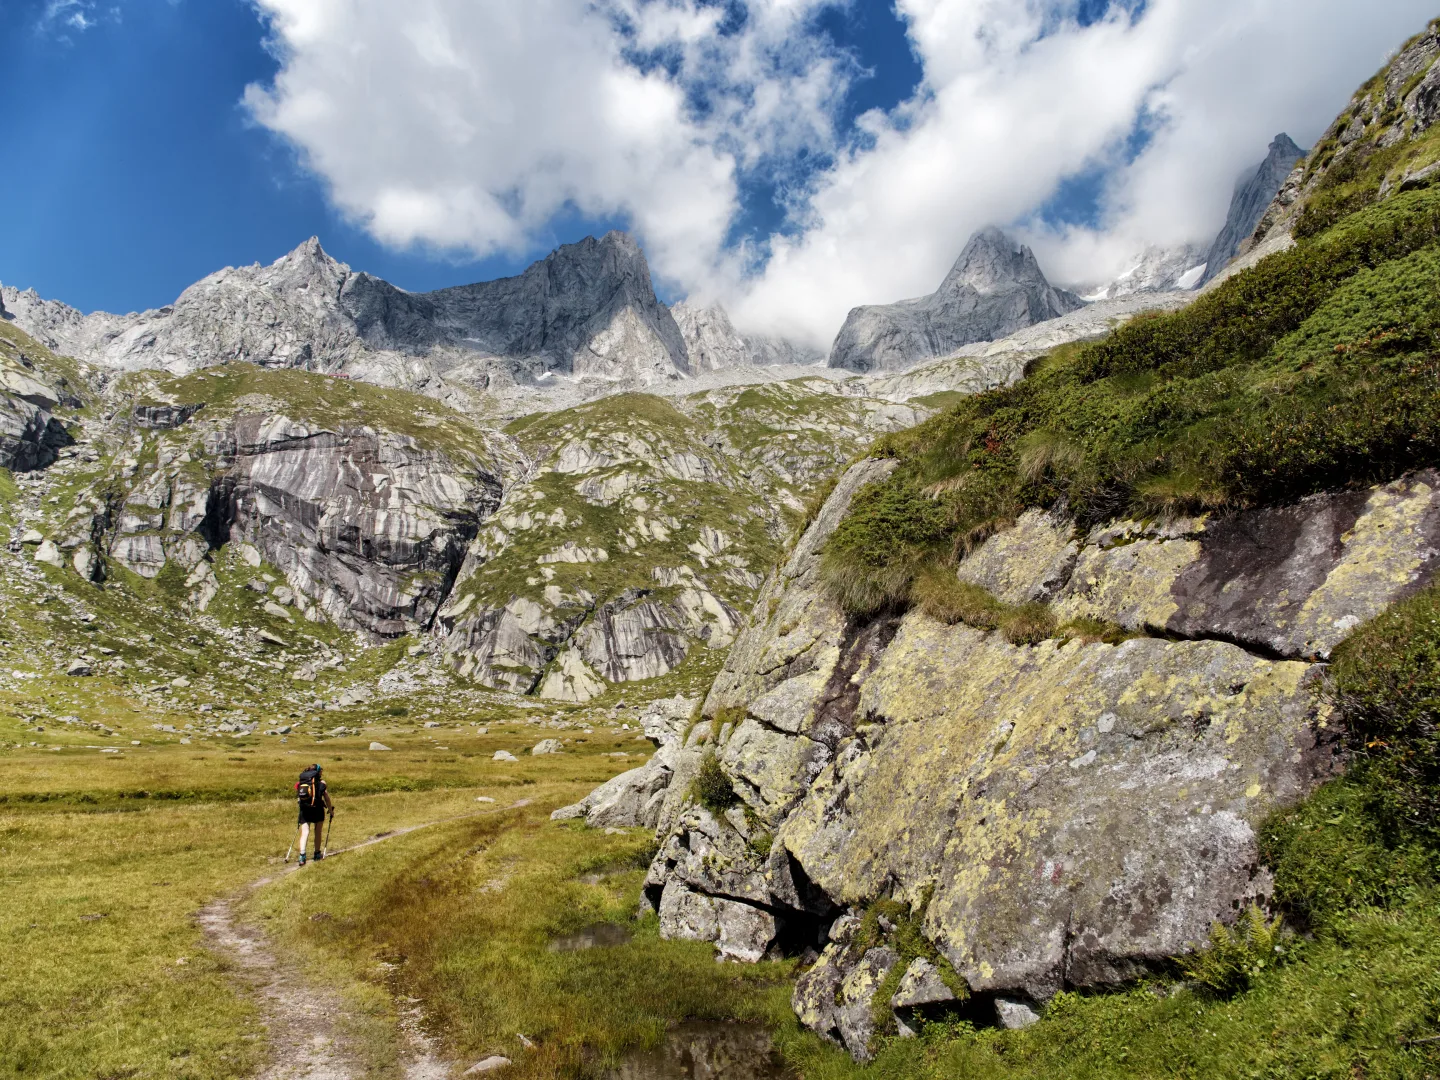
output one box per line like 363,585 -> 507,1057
548,923 -> 633,952
611,1022 -> 792,1080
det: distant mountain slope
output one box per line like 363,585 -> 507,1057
827,227 -> 1085,374
1,233 -> 695,411
1198,133 -> 1307,285
670,301 -> 822,371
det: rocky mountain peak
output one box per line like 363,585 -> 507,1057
828,227 -> 1085,373
939,226 -> 1048,297
1199,132 -> 1306,285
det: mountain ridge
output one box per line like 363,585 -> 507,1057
827,227 -> 1086,374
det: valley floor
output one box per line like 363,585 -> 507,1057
4,716 -> 1438,1080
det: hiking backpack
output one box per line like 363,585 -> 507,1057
297,766 -> 321,807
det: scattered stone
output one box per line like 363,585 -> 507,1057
34,540 -> 64,568
19,529 -> 42,545
464,1057 -> 511,1075
171,676 -> 191,688
493,750 -> 519,762
531,739 -> 563,755
994,998 -> 1041,1029
369,742 -> 392,751
263,601 -> 293,621
257,631 -> 287,647
475,796 -> 496,803
423,721 -> 441,729
66,659 -> 92,677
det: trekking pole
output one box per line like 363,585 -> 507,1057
323,809 -> 334,857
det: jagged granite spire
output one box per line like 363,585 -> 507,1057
827,228 -> 1085,373
1199,134 -> 1306,285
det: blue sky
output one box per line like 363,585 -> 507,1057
3,0 -> 1433,344
2,0 -> 929,314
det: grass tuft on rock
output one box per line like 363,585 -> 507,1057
691,751 -> 740,815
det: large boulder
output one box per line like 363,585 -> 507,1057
634,460 -> 1440,1057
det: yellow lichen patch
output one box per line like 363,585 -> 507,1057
1296,477 -> 1437,655
781,610 -> 1325,995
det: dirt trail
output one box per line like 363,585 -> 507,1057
199,803 -> 531,1079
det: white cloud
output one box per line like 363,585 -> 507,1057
245,0 -> 848,300
246,1 -> 1440,350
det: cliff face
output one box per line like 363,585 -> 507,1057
627,458 -> 1440,1050
1198,134 -> 1306,286
828,228 -> 1085,374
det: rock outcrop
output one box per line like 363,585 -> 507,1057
827,228 -> 1085,374
65,369 -> 507,639
621,458 -> 1440,1056
434,382 -> 924,700
0,332 -> 77,472
1199,134 -> 1306,286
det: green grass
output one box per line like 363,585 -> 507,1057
252,804 -> 793,1079
821,186 -> 1440,614
0,725 -> 657,1079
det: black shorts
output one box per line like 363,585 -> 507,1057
298,806 -> 326,825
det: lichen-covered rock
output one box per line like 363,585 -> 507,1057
891,957 -> 956,1010
780,617 -> 1334,1001
793,944 -> 900,1060
954,506 -> 1078,604
1050,470 -> 1440,660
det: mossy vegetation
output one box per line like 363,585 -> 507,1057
823,187 -> 1440,615
691,750 -> 740,815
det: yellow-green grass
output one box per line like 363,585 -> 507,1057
251,801 -> 794,1080
0,730 -> 640,1079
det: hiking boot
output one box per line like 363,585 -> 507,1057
313,851 -> 324,862
298,853 -> 307,866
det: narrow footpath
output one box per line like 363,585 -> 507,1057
198,804 -> 530,1079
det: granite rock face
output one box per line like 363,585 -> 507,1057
1,233 -> 693,402
1199,134 -> 1306,286
345,231 -> 690,383
613,459 -> 1440,1057
223,415 -> 502,636
0,343 -> 75,472
92,406 -> 503,637
828,228 -> 1085,374
671,301 -> 823,371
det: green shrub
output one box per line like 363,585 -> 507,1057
691,752 -> 739,815
1328,581 -> 1440,835
820,481 -> 954,614
1177,905 -> 1287,997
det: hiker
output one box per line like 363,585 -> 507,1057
293,763 -> 333,866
